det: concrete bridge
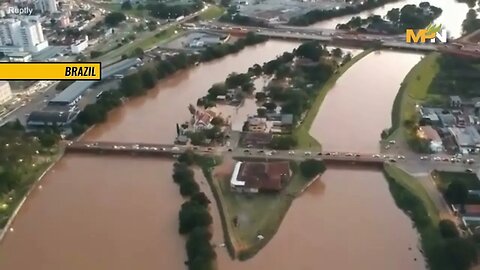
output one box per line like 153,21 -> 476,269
205,25 -> 437,52
65,141 -> 393,165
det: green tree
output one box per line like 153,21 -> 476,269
444,238 -> 478,270
140,69 -> 157,89
191,192 -> 211,207
121,1 -> 132,9
331,48 -> 343,58
439,219 -> 460,238
386,8 -> 400,23
299,159 -> 326,178
178,150 -> 195,166
445,180 -> 468,208
105,12 -> 126,27
180,179 -> 200,197
179,201 -> 213,234
210,117 -> 224,126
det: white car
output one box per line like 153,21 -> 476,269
397,155 -> 405,160
372,154 -> 381,158
172,147 -> 180,151
288,150 -> 295,155
420,156 -> 429,160
345,153 -> 353,157
433,156 -> 442,161
304,151 -> 312,156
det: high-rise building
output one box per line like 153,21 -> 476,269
35,0 -> 58,13
0,81 -> 13,105
0,16 -> 48,53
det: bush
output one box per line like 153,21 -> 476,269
299,159 -> 326,178
439,219 -> 460,238
179,200 -> 213,234
444,238 -> 478,270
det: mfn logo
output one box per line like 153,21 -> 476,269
405,24 -> 448,43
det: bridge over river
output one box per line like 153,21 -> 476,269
65,141 -> 401,166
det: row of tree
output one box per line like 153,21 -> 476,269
70,33 -> 269,136
147,0 -> 204,19
288,0 -> 400,26
337,3 -> 442,33
173,152 -> 216,270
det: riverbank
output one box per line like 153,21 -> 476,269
294,49 -> 373,149
206,157 -> 320,261
0,149 -> 63,243
383,163 -> 461,270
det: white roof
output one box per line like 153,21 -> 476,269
230,162 -> 245,187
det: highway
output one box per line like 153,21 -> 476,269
65,140 -> 480,172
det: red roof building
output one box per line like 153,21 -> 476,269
230,161 -> 291,193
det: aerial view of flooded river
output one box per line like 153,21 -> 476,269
0,0 -> 470,266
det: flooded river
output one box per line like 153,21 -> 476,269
0,0 -> 468,264
311,0 -> 469,38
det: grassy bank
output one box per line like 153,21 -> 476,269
388,53 -> 440,136
199,5 -> 225,20
206,159 -> 317,260
294,49 -> 373,149
384,164 -> 458,270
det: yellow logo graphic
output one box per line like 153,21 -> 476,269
406,24 -> 446,43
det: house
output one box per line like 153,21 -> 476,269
449,126 -> 480,154
450,96 -> 462,108
438,113 -> 457,127
247,116 -> 267,133
193,108 -> 217,130
417,126 -> 443,152
419,107 -> 440,125
230,161 -> 291,193
266,113 -> 294,127
240,132 -> 273,148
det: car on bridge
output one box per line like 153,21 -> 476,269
288,150 -> 295,155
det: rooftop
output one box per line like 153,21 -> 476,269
49,58 -> 141,105
418,126 -> 441,142
449,126 -> 480,147
231,161 -> 291,191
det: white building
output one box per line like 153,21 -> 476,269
35,0 -> 58,13
70,36 -> 88,54
0,81 -> 12,105
0,17 -> 48,53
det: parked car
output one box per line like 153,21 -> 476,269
466,168 -> 474,173
304,151 -> 312,156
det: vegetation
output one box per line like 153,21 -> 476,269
104,12 -> 126,27
299,159 -> 326,178
199,5 -> 225,20
337,3 -> 442,33
0,121 -> 60,227
462,9 -> 480,34
386,53 -> 440,150
171,153 -> 216,270
438,219 -> 460,238
288,0 -> 401,26
384,164 -> 480,270
148,0 -> 204,19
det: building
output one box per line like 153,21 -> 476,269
247,116 -> 267,132
438,113 -> 457,127
52,12 -> 70,28
70,36 -> 88,54
230,161 -> 291,193
419,106 -> 440,125
450,96 -> 462,108
26,106 -> 79,129
240,132 -> 273,148
417,125 -> 443,152
193,108 -> 217,130
35,0 -> 58,13
0,81 -> 12,105
449,126 -> 480,154
48,58 -> 141,107
0,16 -> 48,53
6,51 -> 31,62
